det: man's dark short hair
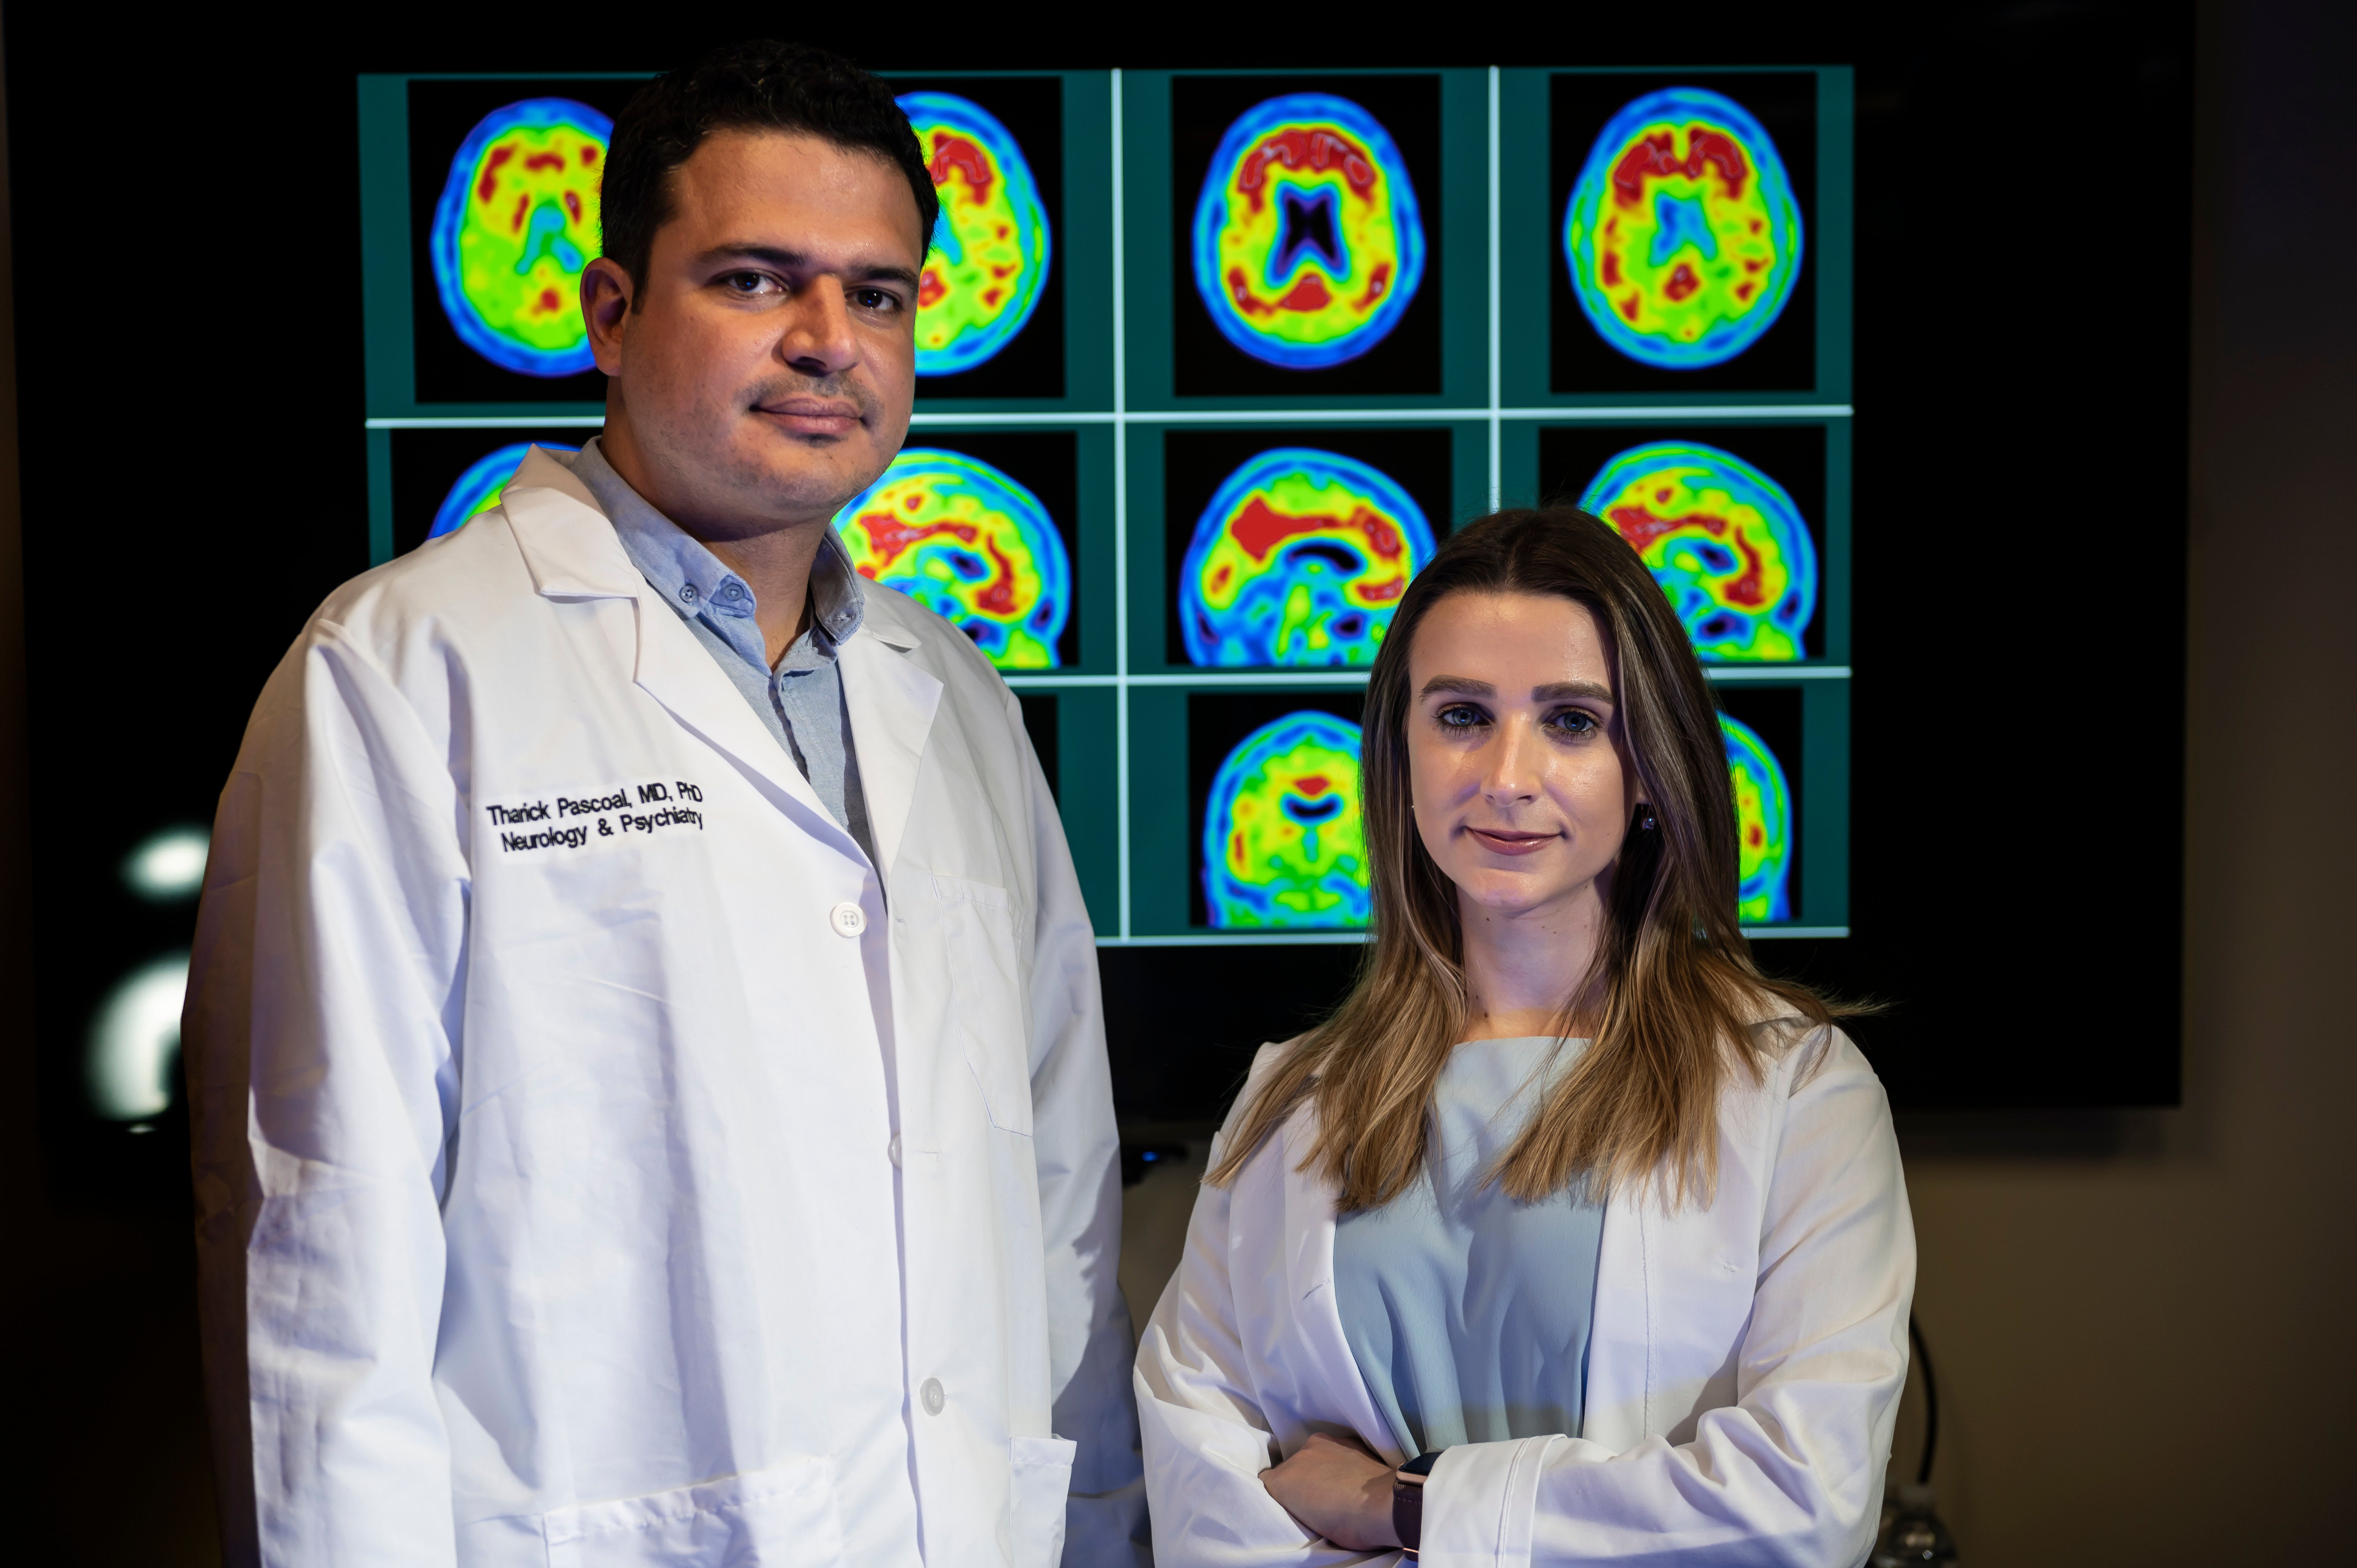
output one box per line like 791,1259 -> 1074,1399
601,40 -> 938,302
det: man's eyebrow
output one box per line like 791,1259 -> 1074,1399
693,242 -> 921,290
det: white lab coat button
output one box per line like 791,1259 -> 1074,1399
888,1135 -> 903,1167
830,902 -> 866,937
920,1377 -> 945,1415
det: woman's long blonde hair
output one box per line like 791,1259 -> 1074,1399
1207,507 -> 1842,1210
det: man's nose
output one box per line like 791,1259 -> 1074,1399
778,279 -> 860,377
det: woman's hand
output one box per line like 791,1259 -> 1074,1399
1261,1430 -> 1401,1551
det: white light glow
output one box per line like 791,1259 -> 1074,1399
87,953 -> 189,1120
123,826 -> 210,901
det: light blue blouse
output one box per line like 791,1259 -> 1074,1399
1331,1036 -> 1605,1458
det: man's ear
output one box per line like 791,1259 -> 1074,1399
580,258 -> 635,376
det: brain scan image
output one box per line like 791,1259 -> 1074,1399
834,449 -> 1071,668
1202,710 -> 1369,929
1191,94 -> 1425,370
899,93 -> 1052,376
1562,87 -> 1802,369
1720,713 -> 1793,921
431,98 -> 611,378
1579,440 -> 1815,660
1179,449 -> 1436,667
429,441 -> 581,541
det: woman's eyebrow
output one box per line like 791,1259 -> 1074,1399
1532,680 -> 1613,703
1419,675 -> 1494,697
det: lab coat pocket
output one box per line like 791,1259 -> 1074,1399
933,873 -> 1033,1136
542,1453 -> 845,1568
1007,1434 -> 1077,1568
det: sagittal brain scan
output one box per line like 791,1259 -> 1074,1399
1192,94 -> 1424,369
835,449 -> 1071,669
430,441 -> 581,541
1579,440 -> 1815,660
1202,710 -> 1369,928
1721,713 -> 1793,921
431,98 -> 611,377
1179,448 -> 1435,667
899,92 -> 1052,376
1563,87 -> 1802,369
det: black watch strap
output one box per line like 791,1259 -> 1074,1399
1393,1449 -> 1443,1556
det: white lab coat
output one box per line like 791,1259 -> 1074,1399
1136,1021 -> 1914,1568
186,449 -> 1140,1568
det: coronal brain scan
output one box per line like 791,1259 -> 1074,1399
1201,710 -> 1369,929
431,98 -> 611,377
1179,448 -> 1435,667
1579,440 -> 1815,660
430,442 -> 581,541
834,449 -> 1071,668
1192,93 -> 1425,369
1563,87 -> 1802,369
1721,713 -> 1793,921
899,92 -> 1052,376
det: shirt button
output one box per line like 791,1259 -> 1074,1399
888,1135 -> 903,1167
678,584 -> 698,604
829,901 -> 866,937
920,1377 -> 945,1416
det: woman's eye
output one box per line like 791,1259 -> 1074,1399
1436,704 -> 1486,730
1546,709 -> 1600,737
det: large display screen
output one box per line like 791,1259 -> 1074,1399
348,66 -> 1852,966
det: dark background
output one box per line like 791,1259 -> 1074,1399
1537,421 -> 1827,658
1171,73 -> 1444,396
1184,689 -> 1367,927
1549,71 -> 1819,393
896,73 -> 1067,401
408,78 -> 641,404
1163,425 -> 1453,664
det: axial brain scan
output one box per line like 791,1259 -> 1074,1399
899,92 -> 1053,376
1201,709 -> 1369,929
1192,93 -> 1425,369
430,98 -> 611,377
1563,87 -> 1802,369
1721,713 -> 1794,921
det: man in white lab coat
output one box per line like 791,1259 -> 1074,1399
184,39 -> 1140,1568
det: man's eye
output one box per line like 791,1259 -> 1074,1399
722,272 -> 779,296
852,288 -> 900,313
1436,704 -> 1486,729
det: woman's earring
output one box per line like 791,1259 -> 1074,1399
1638,805 -> 1657,832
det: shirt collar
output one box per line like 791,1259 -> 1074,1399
564,437 -> 867,649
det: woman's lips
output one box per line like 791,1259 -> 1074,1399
1466,826 -> 1557,857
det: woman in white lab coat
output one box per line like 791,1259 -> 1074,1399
1136,508 -> 1914,1567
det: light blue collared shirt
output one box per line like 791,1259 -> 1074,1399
564,439 -> 875,866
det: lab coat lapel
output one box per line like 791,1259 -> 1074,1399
836,615 -> 943,881
500,450 -> 836,828
1583,1188 -> 1651,1451
1278,1113 -> 1401,1463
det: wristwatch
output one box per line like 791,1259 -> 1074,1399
1392,1449 -> 1443,1557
